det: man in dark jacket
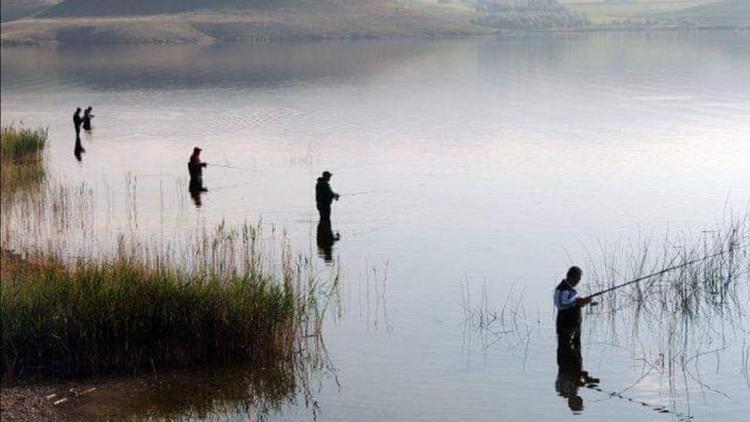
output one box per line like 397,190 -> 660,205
73,108 -> 83,135
188,147 -> 208,193
315,171 -> 339,221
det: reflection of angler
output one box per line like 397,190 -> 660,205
74,135 -> 85,162
316,219 -> 340,263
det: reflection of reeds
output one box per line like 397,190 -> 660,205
582,214 -> 750,414
461,279 -> 534,363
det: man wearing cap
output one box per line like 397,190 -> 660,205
188,147 -> 208,193
315,171 -> 339,221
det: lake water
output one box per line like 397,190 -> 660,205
2,31 -> 750,421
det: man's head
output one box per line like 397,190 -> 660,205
193,147 -> 202,156
76,107 -> 81,113
322,171 -> 332,181
566,266 -> 582,286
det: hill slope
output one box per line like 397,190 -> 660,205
661,0 -> 750,26
1,0 -> 491,45
1,0 -> 59,22
39,0 -> 295,17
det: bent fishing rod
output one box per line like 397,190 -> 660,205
588,244 -> 744,299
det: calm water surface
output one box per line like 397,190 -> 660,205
2,32 -> 750,421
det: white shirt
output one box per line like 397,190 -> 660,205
554,285 -> 578,310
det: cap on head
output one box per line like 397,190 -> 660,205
193,146 -> 202,153
322,171 -> 332,178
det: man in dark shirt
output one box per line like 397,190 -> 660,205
188,147 -> 208,193
315,171 -> 339,221
73,108 -> 83,135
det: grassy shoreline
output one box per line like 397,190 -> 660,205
0,121 -> 340,421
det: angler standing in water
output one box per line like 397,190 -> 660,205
188,147 -> 208,193
73,107 -> 83,136
315,171 -> 339,221
554,266 -> 598,412
82,106 -> 94,131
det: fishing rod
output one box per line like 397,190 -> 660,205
338,190 -> 390,197
206,163 -> 254,171
588,245 -> 741,299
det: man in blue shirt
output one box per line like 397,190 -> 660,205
554,266 -> 597,406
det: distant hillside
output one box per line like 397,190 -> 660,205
1,0 -> 59,22
661,0 -> 750,26
2,0 -> 492,45
39,0 -> 289,17
472,0 -> 589,29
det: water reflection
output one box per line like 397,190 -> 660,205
73,135 -> 85,162
316,219 -> 340,263
189,187 -> 204,208
1,42 -> 428,91
55,352 -> 334,421
555,338 -> 598,414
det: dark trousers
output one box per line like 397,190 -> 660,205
557,324 -> 582,372
189,177 -> 205,192
317,203 -> 331,221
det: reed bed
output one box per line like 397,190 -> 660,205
0,122 -> 47,202
0,124 -> 341,381
1,221 -> 340,379
0,123 -> 47,163
577,214 -> 750,412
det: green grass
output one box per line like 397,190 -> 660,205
0,122 -> 47,204
0,222 -> 336,379
0,123 -> 47,163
